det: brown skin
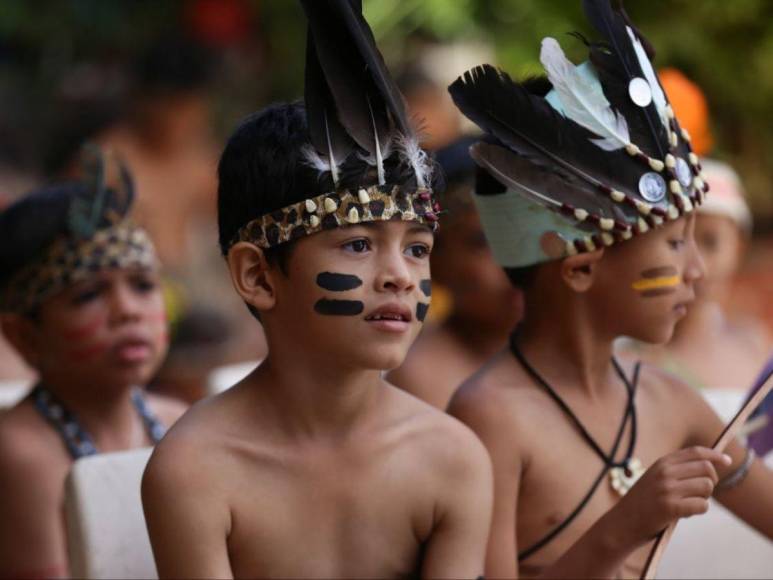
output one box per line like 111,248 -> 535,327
142,220 -> 493,579
0,267 -> 187,577
390,208 -> 522,409
450,214 -> 773,578
631,213 -> 771,389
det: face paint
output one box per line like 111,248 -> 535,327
632,266 -> 680,297
67,341 -> 110,362
316,272 -> 363,292
314,299 -> 365,316
62,315 -> 105,341
419,279 -> 432,297
416,302 -> 430,322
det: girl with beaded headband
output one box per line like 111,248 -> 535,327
0,147 -> 186,577
446,0 -> 773,578
141,1 -> 493,578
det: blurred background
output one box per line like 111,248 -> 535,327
1,0 -> 771,399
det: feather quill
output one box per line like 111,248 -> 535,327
625,26 -> 669,133
540,37 -> 630,152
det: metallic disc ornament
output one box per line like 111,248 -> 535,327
675,157 -> 693,188
639,172 -> 667,202
609,457 -> 646,496
629,77 -> 653,107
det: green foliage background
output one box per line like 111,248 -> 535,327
1,0 -> 771,220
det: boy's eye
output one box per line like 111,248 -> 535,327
343,239 -> 371,253
131,274 -> 158,293
71,287 -> 101,305
668,239 -> 686,250
405,243 -> 431,259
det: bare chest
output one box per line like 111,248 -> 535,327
516,393 -> 685,572
224,444 -> 436,578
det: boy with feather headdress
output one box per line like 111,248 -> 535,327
141,1 -> 492,577
0,147 -> 186,577
447,0 -> 773,577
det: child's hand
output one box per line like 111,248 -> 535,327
610,446 -> 732,548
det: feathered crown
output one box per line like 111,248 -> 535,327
233,0 -> 440,250
448,0 -> 708,268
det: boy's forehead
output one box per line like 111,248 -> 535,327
342,221 -> 434,237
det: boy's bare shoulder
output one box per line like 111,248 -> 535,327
383,384 -> 491,478
0,401 -> 65,504
449,351 -> 547,433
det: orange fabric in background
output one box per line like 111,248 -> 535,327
659,68 -> 713,156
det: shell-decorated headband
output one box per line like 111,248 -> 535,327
234,185 -> 439,249
449,0 -> 708,268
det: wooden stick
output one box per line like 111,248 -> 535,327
639,361 -> 773,580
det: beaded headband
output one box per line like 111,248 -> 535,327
1,220 -> 157,314
234,185 -> 440,250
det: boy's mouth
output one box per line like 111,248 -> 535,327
365,303 -> 412,322
364,303 -> 413,332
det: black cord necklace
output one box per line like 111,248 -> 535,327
509,333 -> 644,494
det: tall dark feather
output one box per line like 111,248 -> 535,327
301,0 -> 393,160
304,38 -> 356,179
449,65 -> 648,216
582,0 -> 668,158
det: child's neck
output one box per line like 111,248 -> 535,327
36,375 -> 141,450
516,296 -> 616,398
252,339 -> 384,441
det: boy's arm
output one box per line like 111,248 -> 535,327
142,442 -> 233,579
682,384 -> 773,539
420,426 -> 493,579
0,440 -> 68,578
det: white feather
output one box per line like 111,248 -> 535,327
366,96 -> 386,185
540,37 -> 630,152
393,132 -> 432,188
322,113 -> 340,185
626,26 -> 670,132
301,145 -> 332,173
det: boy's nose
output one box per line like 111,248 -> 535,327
109,281 -> 143,323
375,253 -> 415,294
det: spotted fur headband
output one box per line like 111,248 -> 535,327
233,184 -> 440,250
1,220 -> 157,314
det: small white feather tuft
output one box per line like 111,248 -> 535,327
301,145 -> 332,174
393,132 -> 432,189
540,37 -> 630,152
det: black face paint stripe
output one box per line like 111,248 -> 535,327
419,279 -> 432,297
316,272 -> 363,292
416,302 -> 429,322
314,299 -> 364,316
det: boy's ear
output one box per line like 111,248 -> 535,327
1,314 -> 42,368
226,242 -> 278,312
559,248 -> 605,293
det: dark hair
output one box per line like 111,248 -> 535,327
217,101 -> 331,263
504,265 -> 539,290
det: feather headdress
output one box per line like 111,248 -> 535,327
449,0 -> 708,268
300,0 -> 432,190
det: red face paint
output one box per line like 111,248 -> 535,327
61,314 -> 106,341
67,341 -> 110,362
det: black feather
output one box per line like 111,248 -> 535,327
449,64 -> 648,216
582,0 -> 668,159
471,141 -> 621,228
301,0 -> 408,160
304,37 -> 356,175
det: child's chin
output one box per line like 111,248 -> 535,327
631,323 -> 676,345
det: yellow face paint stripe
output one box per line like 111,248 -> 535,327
631,275 -> 680,292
